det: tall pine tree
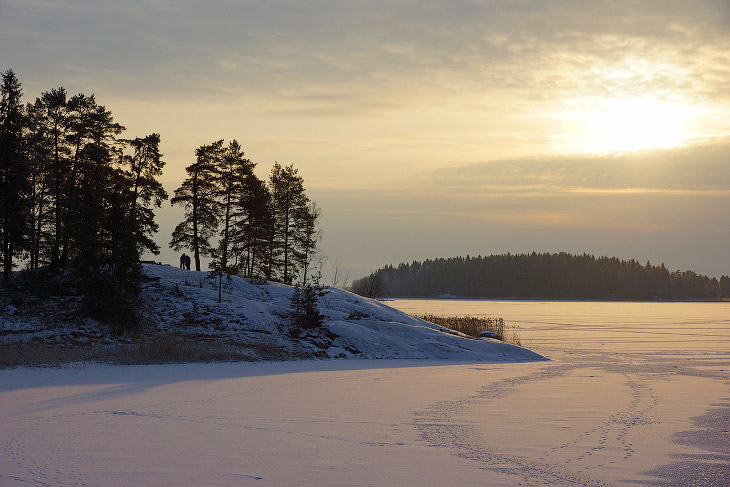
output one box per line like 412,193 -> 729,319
268,162 -> 309,284
62,95 -> 124,271
170,140 -> 222,271
233,173 -> 272,280
295,201 -> 321,286
0,69 -> 29,284
209,140 -> 254,302
25,95 -> 55,270
32,88 -> 70,269
119,133 -> 168,256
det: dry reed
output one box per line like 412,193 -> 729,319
416,314 -> 521,346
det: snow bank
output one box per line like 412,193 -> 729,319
139,264 -> 546,362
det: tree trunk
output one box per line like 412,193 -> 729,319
283,204 -> 290,284
34,184 -> 46,270
3,236 -> 10,285
192,174 -> 201,272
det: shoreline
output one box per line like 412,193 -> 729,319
385,296 -> 730,303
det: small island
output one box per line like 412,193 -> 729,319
351,252 -> 730,301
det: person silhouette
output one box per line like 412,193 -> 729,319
180,253 -> 187,269
184,254 -> 191,270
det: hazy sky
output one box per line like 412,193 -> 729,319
2,0 -> 729,280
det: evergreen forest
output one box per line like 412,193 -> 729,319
0,69 -> 322,331
352,253 -> 730,300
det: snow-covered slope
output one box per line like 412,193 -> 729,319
140,264 -> 545,362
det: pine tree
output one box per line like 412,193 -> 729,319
233,174 -> 272,280
25,96 -> 55,269
170,140 -> 222,271
30,88 -> 70,269
93,169 -> 143,332
119,133 -> 168,256
62,95 -> 124,269
295,201 -> 321,286
61,93 -> 95,265
290,270 -> 328,329
268,162 -> 309,284
0,69 -> 29,284
209,140 -> 253,302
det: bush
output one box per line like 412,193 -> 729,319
290,283 -> 328,329
290,271 -> 330,329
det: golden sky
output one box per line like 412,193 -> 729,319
2,0 -> 729,278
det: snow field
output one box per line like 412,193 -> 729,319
1,361 -> 538,486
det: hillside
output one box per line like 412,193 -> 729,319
352,252 -> 730,300
0,264 -> 545,366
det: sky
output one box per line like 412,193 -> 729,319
2,0 -> 730,281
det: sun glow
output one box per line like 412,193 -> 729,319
569,98 -> 699,153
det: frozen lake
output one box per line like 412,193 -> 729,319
389,299 -> 730,355
2,300 -> 729,486
389,299 -> 730,486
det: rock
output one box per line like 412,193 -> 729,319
326,346 -> 349,358
479,330 -> 499,339
311,338 -> 331,349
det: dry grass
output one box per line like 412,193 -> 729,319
111,336 -> 260,365
416,314 -> 521,346
0,336 -> 287,368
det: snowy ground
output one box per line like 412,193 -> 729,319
136,264 -> 543,361
1,264 -> 544,362
2,292 -> 729,485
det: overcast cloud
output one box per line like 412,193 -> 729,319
2,0 -> 729,278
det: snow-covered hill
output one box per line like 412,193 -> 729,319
139,264 -> 544,361
1,264 -> 546,363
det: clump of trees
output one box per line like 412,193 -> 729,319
0,69 -> 167,331
169,139 -> 326,324
353,252 -> 730,300
169,142 -> 323,303
0,67 -> 327,332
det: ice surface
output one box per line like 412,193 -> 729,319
1,297 -> 729,485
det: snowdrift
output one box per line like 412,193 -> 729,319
139,264 -> 546,362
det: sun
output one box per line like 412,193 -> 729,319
568,98 -> 698,153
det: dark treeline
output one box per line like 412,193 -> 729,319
352,253 -> 730,300
0,69 -> 322,330
0,69 -> 164,330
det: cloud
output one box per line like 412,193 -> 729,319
3,0 -> 728,105
3,0 -> 729,277
434,139 -> 730,194
309,138 -> 730,278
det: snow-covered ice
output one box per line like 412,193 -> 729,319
2,289 -> 729,485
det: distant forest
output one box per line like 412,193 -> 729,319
352,253 -> 730,300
